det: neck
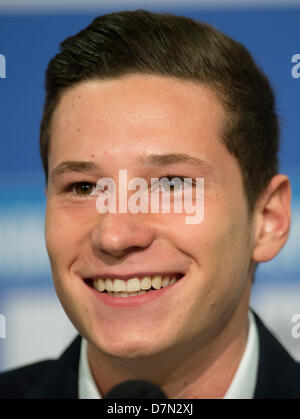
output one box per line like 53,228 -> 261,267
87,302 -> 250,399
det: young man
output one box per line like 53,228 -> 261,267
0,10 -> 299,399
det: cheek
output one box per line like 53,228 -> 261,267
45,202 -> 86,269
178,198 -> 251,283
181,215 -> 251,331
203,216 -> 252,314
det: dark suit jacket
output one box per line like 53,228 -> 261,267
0,311 -> 299,399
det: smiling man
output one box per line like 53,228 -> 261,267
0,10 -> 299,399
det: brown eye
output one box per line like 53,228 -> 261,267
73,182 -> 94,196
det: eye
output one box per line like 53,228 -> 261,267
159,176 -> 184,192
68,182 -> 98,197
155,176 -> 195,193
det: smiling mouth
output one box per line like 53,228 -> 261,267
85,273 -> 184,298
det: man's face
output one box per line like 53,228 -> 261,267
45,74 -> 253,359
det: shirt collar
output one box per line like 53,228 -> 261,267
223,309 -> 259,399
78,309 -> 259,399
78,336 -> 102,399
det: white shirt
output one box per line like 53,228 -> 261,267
78,310 -> 259,399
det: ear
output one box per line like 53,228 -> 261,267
252,174 -> 291,263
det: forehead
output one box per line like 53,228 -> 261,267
49,74 -> 228,169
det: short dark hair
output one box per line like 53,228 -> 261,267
40,9 -> 279,214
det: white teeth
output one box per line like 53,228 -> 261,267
141,276 -> 152,290
127,278 -> 140,292
114,279 -> 126,292
152,275 -> 162,290
161,276 -> 170,288
97,279 -> 105,292
105,278 -> 114,292
107,290 -> 148,298
93,274 -> 182,295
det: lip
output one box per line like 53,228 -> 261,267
83,273 -> 184,307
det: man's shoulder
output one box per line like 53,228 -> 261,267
0,335 -> 81,399
0,360 -> 56,399
253,311 -> 300,399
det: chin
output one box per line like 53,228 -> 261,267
91,332 -> 170,360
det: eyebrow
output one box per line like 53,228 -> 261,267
138,153 -> 213,171
50,153 -> 216,181
137,153 -> 217,180
50,160 -> 100,181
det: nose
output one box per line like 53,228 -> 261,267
91,212 -> 156,258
